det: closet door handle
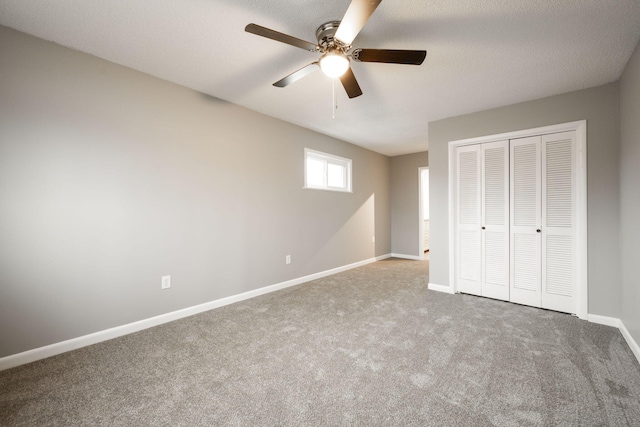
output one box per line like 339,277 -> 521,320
482,226 -> 486,230
536,229 -> 541,233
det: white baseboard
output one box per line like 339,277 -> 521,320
619,321 -> 640,364
390,253 -> 424,261
588,314 -> 640,364
0,254 -> 391,372
428,282 -> 455,294
587,314 -> 621,328
7,258 -> 636,372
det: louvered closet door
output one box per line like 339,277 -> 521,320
541,131 -> 576,314
456,145 -> 482,296
510,136 -> 542,307
481,141 -> 509,301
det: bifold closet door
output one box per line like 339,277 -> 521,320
455,141 -> 509,300
541,131 -> 576,314
510,136 -> 542,307
456,145 -> 482,296
509,131 -> 577,313
481,141 -> 509,301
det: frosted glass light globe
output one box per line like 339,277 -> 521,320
319,52 -> 349,78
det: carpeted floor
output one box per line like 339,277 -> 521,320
1,257 -> 640,426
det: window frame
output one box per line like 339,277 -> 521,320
304,148 -> 353,193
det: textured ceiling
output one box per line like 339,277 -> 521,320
1,0 -> 639,156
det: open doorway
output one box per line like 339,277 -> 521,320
419,167 -> 429,255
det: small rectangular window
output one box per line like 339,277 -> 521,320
304,148 -> 352,192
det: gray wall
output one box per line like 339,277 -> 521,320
0,26 -> 391,358
428,83 -> 621,317
390,152 -> 428,257
620,40 -> 640,345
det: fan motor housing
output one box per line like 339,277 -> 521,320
316,21 -> 343,48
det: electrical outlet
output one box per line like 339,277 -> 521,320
161,275 -> 171,290
372,236 -> 375,243
285,255 -> 291,265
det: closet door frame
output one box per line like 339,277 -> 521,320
448,120 -> 587,319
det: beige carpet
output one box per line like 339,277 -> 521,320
1,257 -> 640,426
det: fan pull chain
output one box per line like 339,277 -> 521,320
332,78 -> 337,119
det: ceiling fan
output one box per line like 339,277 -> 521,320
245,0 -> 427,99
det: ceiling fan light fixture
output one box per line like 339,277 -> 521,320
245,0 -> 426,99
319,52 -> 349,78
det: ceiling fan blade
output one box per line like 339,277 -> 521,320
339,67 -> 363,98
334,0 -> 382,46
245,24 -> 318,52
273,62 -> 319,87
352,48 -> 427,65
